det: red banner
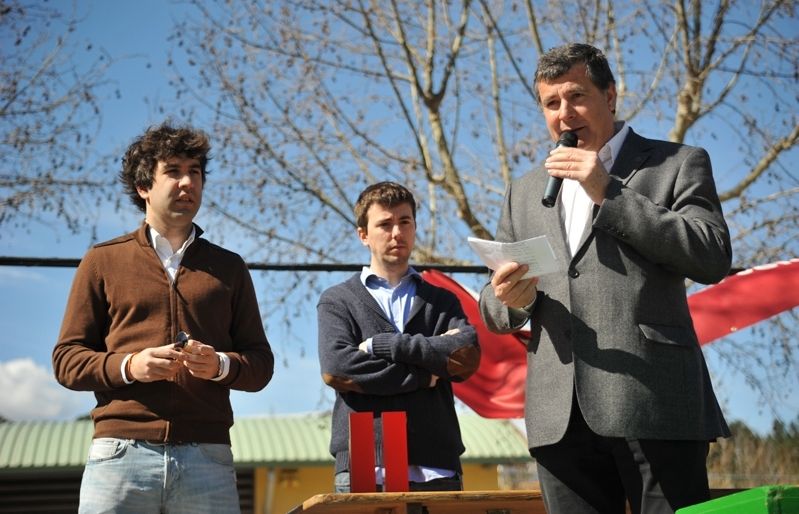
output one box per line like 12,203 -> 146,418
688,259 -> 799,344
422,270 -> 527,418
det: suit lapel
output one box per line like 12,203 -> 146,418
532,170 -> 572,267
607,130 -> 653,185
571,129 -> 653,256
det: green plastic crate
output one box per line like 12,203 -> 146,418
676,486 -> 799,514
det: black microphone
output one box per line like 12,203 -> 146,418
541,130 -> 578,208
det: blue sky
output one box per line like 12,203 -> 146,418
0,0 -> 795,434
0,0 -> 338,421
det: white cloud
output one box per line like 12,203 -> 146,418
0,358 -> 94,421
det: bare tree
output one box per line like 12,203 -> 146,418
170,0 -> 797,258
166,0 -> 798,416
0,0 -> 113,237
3,1 -> 794,416
639,0 -> 799,420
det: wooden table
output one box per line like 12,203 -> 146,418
287,490 -> 546,514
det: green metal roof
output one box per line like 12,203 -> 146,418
231,413 -> 335,466
0,412 -> 529,473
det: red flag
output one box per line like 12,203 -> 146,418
688,259 -> 799,344
422,270 -> 526,418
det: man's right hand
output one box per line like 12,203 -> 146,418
491,261 -> 539,309
128,346 -> 183,382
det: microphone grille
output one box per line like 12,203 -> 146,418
558,131 -> 578,147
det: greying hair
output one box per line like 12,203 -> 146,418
534,43 -> 615,104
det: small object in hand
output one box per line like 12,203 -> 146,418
175,331 -> 190,349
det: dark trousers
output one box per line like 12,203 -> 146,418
531,403 -> 711,514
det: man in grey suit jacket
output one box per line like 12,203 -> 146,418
479,43 -> 731,514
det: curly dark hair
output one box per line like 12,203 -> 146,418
534,43 -> 616,104
119,122 -> 211,212
354,182 -> 417,230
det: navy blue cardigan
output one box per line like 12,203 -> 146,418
317,273 -> 480,474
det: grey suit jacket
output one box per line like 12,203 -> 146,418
479,129 -> 732,449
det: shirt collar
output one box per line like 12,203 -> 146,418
598,121 -> 629,171
360,266 -> 421,288
148,225 -> 196,257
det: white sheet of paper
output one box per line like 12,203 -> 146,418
467,235 -> 561,278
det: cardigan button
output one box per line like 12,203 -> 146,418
568,268 -> 580,278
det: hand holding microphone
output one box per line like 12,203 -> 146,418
541,131 -> 578,207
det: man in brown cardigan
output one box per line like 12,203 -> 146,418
53,122 -> 274,514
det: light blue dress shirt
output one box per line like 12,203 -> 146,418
357,266 -> 458,484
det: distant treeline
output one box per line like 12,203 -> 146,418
707,417 -> 799,487
498,417 -> 799,490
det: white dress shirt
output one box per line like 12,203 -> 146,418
560,122 -> 629,256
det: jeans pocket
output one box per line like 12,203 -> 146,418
198,444 -> 234,466
86,438 -> 128,462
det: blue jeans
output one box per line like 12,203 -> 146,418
78,438 -> 240,514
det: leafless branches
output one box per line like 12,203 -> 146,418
1,1 -> 113,235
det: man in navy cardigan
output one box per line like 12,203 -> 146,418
317,181 -> 480,492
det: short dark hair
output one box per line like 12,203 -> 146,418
119,122 -> 211,212
354,182 -> 416,230
534,43 -> 615,104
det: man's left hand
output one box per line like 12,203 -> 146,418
180,339 -> 221,380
